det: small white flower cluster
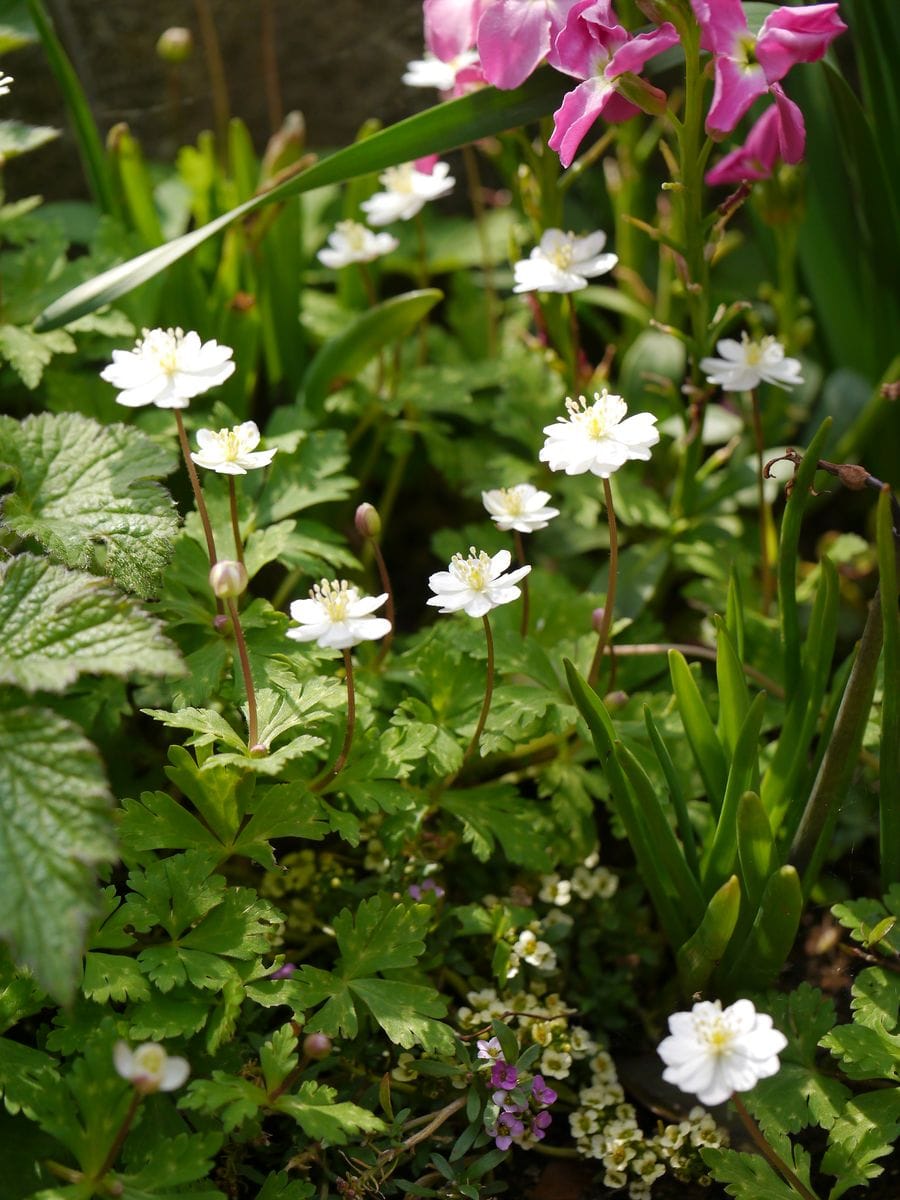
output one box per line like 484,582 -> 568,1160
569,1049 -> 727,1197
538,862 -> 619,906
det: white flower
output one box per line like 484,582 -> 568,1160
538,874 -> 573,906
317,220 -> 399,268
402,50 -> 479,91
0,72 -> 13,96
700,333 -> 804,392
191,421 -> 276,475
540,1047 -> 573,1079
657,999 -> 787,1107
287,579 -> 391,651
426,547 -> 531,618
482,484 -> 559,534
540,390 -> 659,479
361,160 -> 455,225
513,229 -> 617,294
113,1041 -> 190,1094
101,327 -> 235,409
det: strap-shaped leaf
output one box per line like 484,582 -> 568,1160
668,649 -> 728,812
718,866 -> 803,994
676,875 -> 741,997
736,790 -> 775,917
703,691 -> 767,895
35,71 -> 569,330
644,705 -> 700,877
714,614 -> 750,760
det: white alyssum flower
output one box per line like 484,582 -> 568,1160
540,390 -> 659,479
513,228 -> 617,295
287,579 -> 391,650
402,50 -> 479,91
657,999 -> 787,1107
482,483 -> 559,534
191,420 -> 276,475
113,1041 -> 190,1094
538,874 -> 573,906
101,327 -> 235,409
427,547 -> 531,618
361,160 -> 455,226
540,1047 -> 574,1079
0,72 -> 13,96
700,332 -> 804,392
317,220 -> 399,269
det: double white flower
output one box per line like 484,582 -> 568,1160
540,390 -> 659,479
513,229 -> 617,295
317,220 -> 399,269
100,327 -> 235,409
190,421 -> 277,475
700,333 -> 804,392
361,160 -> 455,226
427,548 -> 531,619
482,484 -> 559,534
287,579 -> 391,650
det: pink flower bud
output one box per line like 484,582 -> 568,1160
213,613 -> 231,633
303,1033 -> 333,1060
591,607 -> 605,633
355,502 -> 382,539
209,560 -> 248,599
604,690 -> 629,711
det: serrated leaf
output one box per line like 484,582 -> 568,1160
441,784 -> 554,870
180,1072 -> 266,1132
0,321 -> 72,387
0,703 -> 115,1001
821,1088 -> 900,1199
121,1131 -> 224,1193
82,952 -> 150,1004
0,555 -> 182,692
348,979 -> 455,1054
821,968 -> 900,1081
275,1080 -> 385,1144
700,1147 -> 800,1200
128,989 -> 210,1040
0,411 -> 179,597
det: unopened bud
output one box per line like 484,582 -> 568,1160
604,690 -> 629,711
355,502 -> 382,539
209,560 -> 248,599
212,613 -> 231,633
591,607 -> 606,633
303,1033 -> 333,1060
156,26 -> 193,64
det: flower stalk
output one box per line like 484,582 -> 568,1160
174,410 -> 218,566
226,596 -> 259,749
462,614 -> 496,767
748,388 -> 775,613
588,479 -> 619,688
513,530 -> 531,637
93,1090 -> 142,1183
228,476 -> 245,564
312,649 -> 356,790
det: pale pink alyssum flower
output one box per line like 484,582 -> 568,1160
513,229 -> 617,294
114,1041 -> 190,1094
657,999 -> 787,1106
361,160 -> 455,226
540,390 -> 659,478
700,333 -> 804,392
427,548 -> 531,618
317,220 -> 398,268
706,86 -> 805,186
100,327 -> 235,409
287,580 -> 391,650
690,0 -> 846,136
190,421 -> 277,475
482,484 -> 559,533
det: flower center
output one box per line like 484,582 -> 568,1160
311,578 -> 352,621
337,220 -> 367,252
695,1011 -> 735,1057
735,33 -> 761,71
451,547 -> 492,591
565,390 -> 620,440
547,237 -> 576,270
134,1045 -> 165,1076
497,487 -> 524,516
381,164 -> 415,194
140,327 -> 184,375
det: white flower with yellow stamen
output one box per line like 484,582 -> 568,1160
513,228 -> 617,295
287,579 -> 391,651
113,1041 -> 190,1094
540,389 -> 659,479
361,160 -> 455,226
700,332 -> 804,392
482,483 -> 559,533
317,220 -> 399,268
100,327 -> 235,409
426,547 -> 531,618
191,420 -> 276,475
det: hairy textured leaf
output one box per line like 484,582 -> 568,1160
0,411 -> 179,596
0,703 -> 115,1000
0,555 -> 182,692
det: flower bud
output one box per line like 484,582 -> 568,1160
303,1032 -> 333,1060
604,690 -> 629,711
591,607 -> 605,633
209,560 -> 248,599
212,613 -> 232,633
355,502 -> 382,539
156,26 -> 193,64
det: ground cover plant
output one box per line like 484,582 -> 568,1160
0,0 -> 898,1197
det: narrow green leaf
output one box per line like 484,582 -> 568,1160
718,867 -> 803,994
714,615 -> 750,760
668,649 -> 728,812
644,705 -> 700,878
703,692 -> 767,895
877,488 -> 900,887
726,568 -> 746,662
736,791 -> 775,917
108,124 -> 163,245
35,71 -> 569,330
676,875 -> 741,997
302,289 -> 443,413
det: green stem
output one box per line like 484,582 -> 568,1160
174,410 -> 218,567
228,476 -> 245,564
312,649 -> 356,790
749,388 -> 774,614
193,0 -> 231,155
372,540 -> 395,664
93,1090 -> 142,1182
587,478 -> 619,688
732,1095 -> 821,1200
513,530 -> 531,637
259,0 -> 283,133
226,596 -> 259,748
461,614 -> 496,767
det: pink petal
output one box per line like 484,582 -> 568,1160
549,77 -> 633,168
757,4 -> 847,85
478,0 -> 551,89
771,84 -> 806,163
608,22 -> 680,78
425,0 -> 483,59
550,0 -> 619,77
707,56 -> 768,135
690,0 -> 747,55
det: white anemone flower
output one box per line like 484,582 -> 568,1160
0,72 -> 13,96
113,1041 -> 190,1094
361,161 -> 456,226
287,579 -> 391,650
100,327 -> 235,409
317,220 -> 399,269
700,333 -> 804,392
427,547 -> 531,618
402,50 -> 479,91
657,999 -> 788,1107
482,483 -> 559,534
513,229 -> 617,294
540,390 -> 659,478
190,421 -> 277,475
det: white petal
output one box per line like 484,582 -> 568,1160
160,1056 -> 191,1091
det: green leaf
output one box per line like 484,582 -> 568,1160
703,692 -> 766,894
821,1088 -> 900,1199
302,289 -> 443,412
0,412 -> 179,597
676,876 -> 740,996
275,1079 -> 385,1144
35,71 -> 569,329
0,702 -> 115,1001
718,867 -> 803,994
700,1147 -> 801,1200
0,555 -> 182,692
0,117 -> 58,161
821,967 -> 900,1081
0,322 -> 73,388
121,1131 -> 224,1195
180,1072 -> 265,1133
441,784 -> 554,870
668,650 -> 729,811
714,616 -> 750,760
877,488 -> 900,887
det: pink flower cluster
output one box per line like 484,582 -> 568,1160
476,1038 -> 557,1150
420,0 -> 846,178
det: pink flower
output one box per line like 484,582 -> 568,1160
548,0 -> 680,167
478,0 -> 581,90
491,1060 -> 519,1090
690,0 -> 846,136
706,85 -> 805,186
489,1111 -> 525,1150
531,1075 -> 558,1106
424,0 -> 490,59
